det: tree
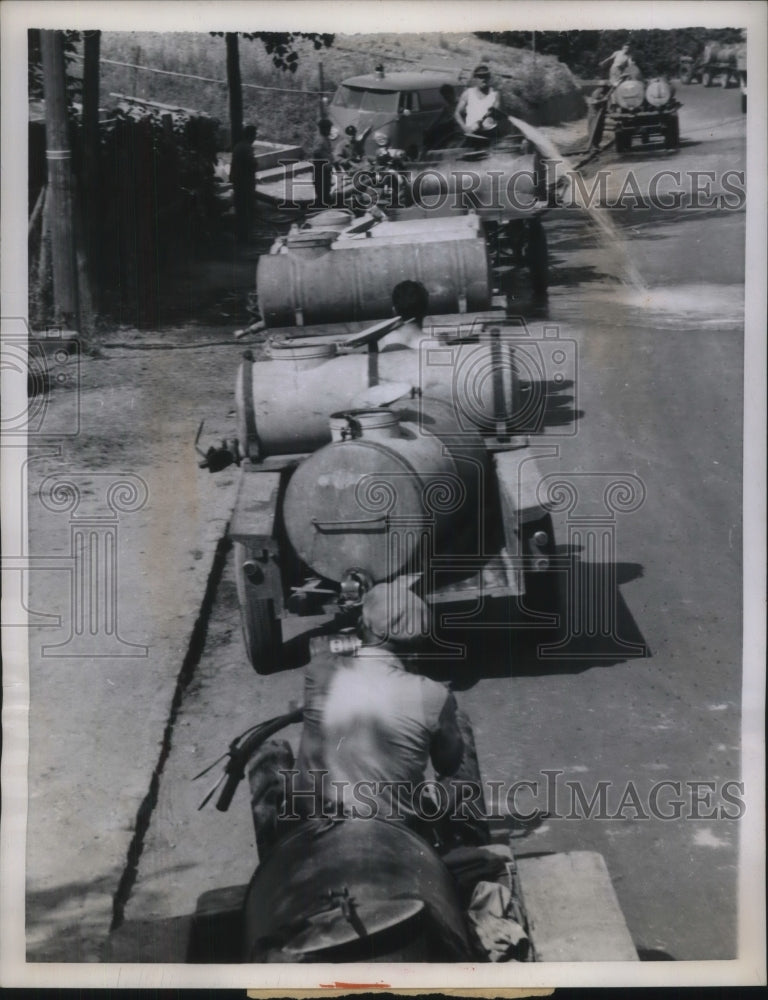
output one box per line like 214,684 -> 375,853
475,28 -> 746,79
29,28 -> 83,104
211,31 -> 334,147
225,33 -> 243,145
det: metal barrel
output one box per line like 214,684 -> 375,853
257,236 -> 491,328
241,339 -> 521,459
243,817 -> 472,961
282,398 -> 487,584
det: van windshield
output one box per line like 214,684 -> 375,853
332,86 -> 399,113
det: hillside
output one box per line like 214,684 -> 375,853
95,30 -> 584,150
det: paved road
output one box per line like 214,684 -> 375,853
23,82 -> 749,967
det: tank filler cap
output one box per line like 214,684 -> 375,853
329,408 -> 401,442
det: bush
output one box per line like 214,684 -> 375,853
86,103 -> 221,326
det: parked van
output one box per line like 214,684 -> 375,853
328,68 -> 466,159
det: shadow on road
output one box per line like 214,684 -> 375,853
514,376 -> 585,432
26,865 -> 195,962
610,204 -> 744,231
549,259 -> 615,288
438,558 -> 649,689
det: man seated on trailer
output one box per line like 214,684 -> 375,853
289,578 -> 487,846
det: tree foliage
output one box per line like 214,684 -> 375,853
210,31 -> 335,73
475,28 -> 745,78
28,28 -> 84,103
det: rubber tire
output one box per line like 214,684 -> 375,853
741,92 -> 747,114
665,116 -> 680,149
702,71 -> 712,87
234,540 -> 283,674
526,217 -> 549,298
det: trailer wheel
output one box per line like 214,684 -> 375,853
702,70 -> 712,87
526,218 -> 549,298
234,541 -> 283,674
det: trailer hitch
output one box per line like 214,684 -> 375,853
195,420 -> 242,473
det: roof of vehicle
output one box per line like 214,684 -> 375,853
339,71 -> 463,91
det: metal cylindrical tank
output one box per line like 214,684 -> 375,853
257,236 -> 491,328
282,398 -> 488,584
243,818 -> 472,961
613,79 -> 645,110
239,337 -> 522,458
645,78 -> 674,107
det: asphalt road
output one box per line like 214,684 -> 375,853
23,82 -> 748,967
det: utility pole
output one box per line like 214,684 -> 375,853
40,29 -> 79,329
226,32 -> 243,147
82,30 -> 101,299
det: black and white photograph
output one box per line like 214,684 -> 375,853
1,0 -> 765,989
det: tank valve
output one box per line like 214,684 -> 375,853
242,561 -> 263,584
339,568 -> 374,608
195,420 -> 242,473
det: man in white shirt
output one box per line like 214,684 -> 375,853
293,579 -> 465,831
454,65 -> 501,137
602,43 -> 632,86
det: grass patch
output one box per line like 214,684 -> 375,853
88,30 -> 584,152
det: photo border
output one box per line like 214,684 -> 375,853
2,0 -> 765,990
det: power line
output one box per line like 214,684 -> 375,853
69,53 -> 333,95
